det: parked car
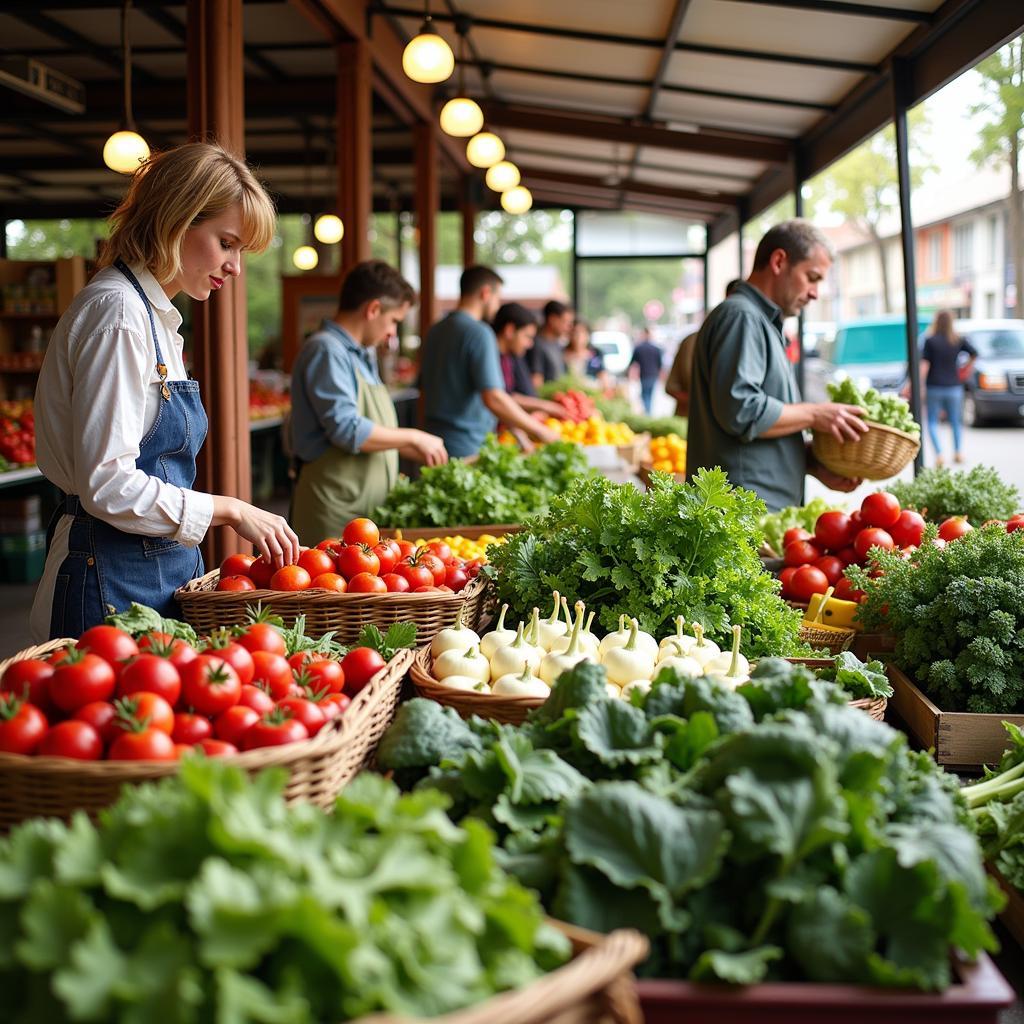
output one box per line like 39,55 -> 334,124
589,330 -> 633,376
957,319 -> 1024,425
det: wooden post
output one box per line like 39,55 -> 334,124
337,40 -> 372,273
186,0 -> 251,564
415,121 -> 439,336
460,177 -> 476,269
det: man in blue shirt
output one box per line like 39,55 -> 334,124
289,260 -> 447,543
629,328 -> 664,414
420,266 -> 559,458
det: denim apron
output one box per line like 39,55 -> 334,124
46,260 -> 207,638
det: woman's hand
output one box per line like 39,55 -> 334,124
402,430 -> 448,467
214,496 -> 299,567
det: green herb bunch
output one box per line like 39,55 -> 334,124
0,760 -> 566,1023
487,467 -> 804,657
889,464 -> 1020,525
826,378 -> 920,436
848,524 -> 1024,713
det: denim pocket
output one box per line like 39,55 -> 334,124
142,537 -> 183,557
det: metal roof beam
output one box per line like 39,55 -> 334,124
518,166 -> 730,211
715,0 -> 931,22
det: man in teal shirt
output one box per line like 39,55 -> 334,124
420,265 -> 559,458
686,220 -> 868,510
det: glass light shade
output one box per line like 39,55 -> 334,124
292,245 -> 319,271
439,96 -> 484,138
314,214 -> 344,244
485,160 -> 520,192
466,132 -> 505,169
103,130 -> 150,174
402,25 -> 454,84
500,185 -> 533,215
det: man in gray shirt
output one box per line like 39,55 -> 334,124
528,299 -> 572,390
685,220 -> 867,510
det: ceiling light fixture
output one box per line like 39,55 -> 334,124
103,0 -> 149,174
439,29 -> 482,137
485,160 -> 520,192
466,131 -> 504,169
314,213 -> 344,245
402,1 -> 454,85
500,185 -> 533,215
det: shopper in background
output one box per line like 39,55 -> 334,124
493,302 -> 568,423
528,299 -> 573,389
564,319 -> 611,389
31,142 -> 300,641
918,308 -> 977,466
288,260 -> 447,545
419,267 -> 559,458
629,327 -> 664,414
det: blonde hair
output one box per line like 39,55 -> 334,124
98,142 -> 276,283
930,309 -> 958,345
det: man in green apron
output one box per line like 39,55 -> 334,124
289,261 -> 447,544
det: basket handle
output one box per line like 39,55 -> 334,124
810,586 -> 835,624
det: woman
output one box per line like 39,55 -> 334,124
564,319 -> 611,390
918,309 -> 977,466
31,143 -> 299,641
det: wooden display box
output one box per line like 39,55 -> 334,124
987,865 -> 1024,950
887,664 -> 1024,769
635,954 -> 1013,1024
380,524 -> 522,542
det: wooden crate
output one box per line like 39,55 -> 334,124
886,664 -> 1024,769
635,953 -> 1013,1024
987,865 -> 1024,950
380,524 -> 521,542
851,631 -> 897,660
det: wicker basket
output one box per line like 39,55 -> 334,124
811,421 -> 920,481
175,571 -> 492,643
789,657 -> 887,721
0,644 -> 414,829
381,524 -> 522,542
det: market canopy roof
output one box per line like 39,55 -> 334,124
1,0 -> 1021,243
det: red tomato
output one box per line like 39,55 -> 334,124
777,565 -> 799,598
341,647 -> 386,696
419,552 -> 447,586
425,541 -> 453,562
171,712 -> 213,745
38,721 -> 102,760
315,536 -> 341,552
860,491 -> 902,529
318,692 -> 351,718
214,705 -> 261,746
444,565 -> 469,592
833,577 -> 866,603
297,548 -> 335,579
288,651 -> 315,672
395,539 -> 417,559
854,527 -> 896,561
217,574 -> 256,593
789,565 -> 830,602
180,655 -> 242,717
238,683 -> 276,715
888,509 -> 926,548
464,559 -> 483,578
336,544 -> 380,580
247,556 -> 275,588
1008,517 -> 1024,534
0,696 -> 48,754
77,625 -> 139,675
848,510 -> 863,531
240,711 -> 309,750
237,622 -> 286,657
302,659 -> 345,694
813,511 -> 855,552
372,542 -> 398,576
310,572 -> 347,592
835,545 -> 860,567
414,585 -> 439,593
270,564 -> 312,591
1,658 -> 53,710
74,701 -> 121,744
276,696 -> 328,736
396,558 -> 434,590
116,654 -> 182,706
138,633 -> 197,672
108,727 -> 177,761
50,651 -> 116,713
938,516 -> 973,542
249,651 -> 294,700
174,743 -> 195,760
220,553 -> 256,577
202,636 -> 255,687
813,555 -> 846,586
782,527 -> 812,548
342,517 -> 380,548
197,738 -> 238,757
382,572 -> 410,593
783,540 -> 821,567
118,692 -> 175,735
347,572 -> 387,594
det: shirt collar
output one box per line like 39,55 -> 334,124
321,319 -> 374,366
119,262 -> 183,334
733,281 -> 784,330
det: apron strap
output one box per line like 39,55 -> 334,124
114,259 -> 171,401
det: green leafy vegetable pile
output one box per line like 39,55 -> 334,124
826,378 -> 921,436
758,497 -> 839,556
537,375 -> 603,400
0,759 -> 567,1023
374,436 -> 593,528
849,525 -> 1024,714
889,464 -> 1020,525
378,658 -> 998,990
487,467 -> 804,657
816,650 -> 894,700
621,413 -> 688,438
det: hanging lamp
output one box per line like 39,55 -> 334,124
103,0 -> 149,173
466,131 -> 504,169
314,214 -> 344,245
292,136 -> 320,270
485,160 -> 520,192
402,1 -> 454,84
439,32 -> 482,137
501,185 -> 533,215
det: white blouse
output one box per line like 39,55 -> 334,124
30,263 -> 214,641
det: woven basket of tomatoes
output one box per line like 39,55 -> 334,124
176,517 -> 493,644
0,617 -> 415,829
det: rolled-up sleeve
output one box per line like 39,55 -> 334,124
302,343 -> 375,454
706,310 -> 784,442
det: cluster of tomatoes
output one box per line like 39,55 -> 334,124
0,620 -> 388,761
551,390 -> 597,423
0,400 -> 35,468
215,517 -> 481,595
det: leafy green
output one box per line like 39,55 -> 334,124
819,651 -> 894,701
621,413 -> 688,438
0,760 -> 566,1023
889,464 -> 1020,525
487,467 -> 806,657
356,622 -> 418,660
758,497 -> 839,557
826,378 -> 921,436
105,603 -> 198,644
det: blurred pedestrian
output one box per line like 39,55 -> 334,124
918,309 -> 977,465
629,327 -> 663,414
528,299 -> 572,389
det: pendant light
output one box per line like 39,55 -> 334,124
103,0 -> 149,174
292,137 -> 319,270
402,1 -> 454,85
485,160 -> 520,192
293,245 -> 319,271
501,185 -> 533,215
439,31 -> 482,137
466,131 -> 505,169
314,214 -> 344,245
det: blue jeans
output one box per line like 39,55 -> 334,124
926,385 -> 964,456
640,378 -> 656,414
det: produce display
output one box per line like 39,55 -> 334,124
826,378 -> 921,435
0,601 -> 415,759
0,759 -> 568,1022
622,412 -> 688,438
889,464 -> 1021,525
0,398 -> 35,470
248,377 -> 290,421
488,468 -> 805,657
379,658 -> 998,989
550,388 -> 597,422
758,496 -> 839,558
374,436 -> 592,529
537,415 -> 636,446
645,432 -> 687,474
411,532 -> 507,564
